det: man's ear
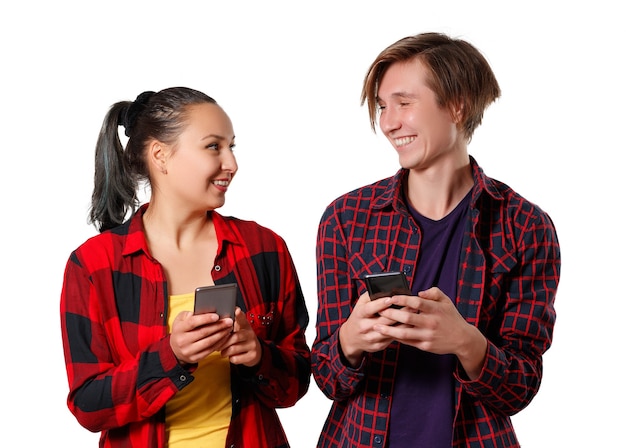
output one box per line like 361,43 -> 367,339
147,140 -> 168,174
451,102 -> 464,124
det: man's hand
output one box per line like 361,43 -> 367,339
338,292 -> 399,367
376,287 -> 487,379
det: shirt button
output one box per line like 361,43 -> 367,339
374,435 -> 382,444
214,265 -> 221,271
179,375 -> 187,382
258,374 -> 264,381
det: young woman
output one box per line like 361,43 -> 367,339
60,87 -> 311,448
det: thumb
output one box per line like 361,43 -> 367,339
417,286 -> 445,301
357,291 -> 372,304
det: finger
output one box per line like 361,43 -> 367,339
379,305 -> 422,325
222,335 -> 259,366
356,291 -> 371,304
227,351 -> 254,366
386,293 -> 416,307
232,308 -> 249,332
383,295 -> 425,317
172,310 -> 194,329
415,288 -> 453,313
199,319 -> 234,338
220,317 -> 234,330
365,294 -> 404,317
389,292 -> 447,314
220,340 -> 243,358
376,313 -> 399,327
417,287 -> 446,301
214,331 -> 236,353
196,327 -> 233,352
174,325 -> 232,363
177,311 -> 220,332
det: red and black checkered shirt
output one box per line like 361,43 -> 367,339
61,205 -> 310,448
312,157 -> 560,447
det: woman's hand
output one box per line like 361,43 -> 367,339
217,307 -> 262,367
170,311 -> 234,365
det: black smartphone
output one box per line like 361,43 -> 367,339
364,271 -> 411,300
193,283 -> 238,320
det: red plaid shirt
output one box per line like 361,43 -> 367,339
60,205 -> 310,448
312,157 -> 560,447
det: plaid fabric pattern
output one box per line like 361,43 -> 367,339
60,205 -> 310,448
312,157 -> 560,448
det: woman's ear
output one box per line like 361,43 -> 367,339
147,140 -> 168,174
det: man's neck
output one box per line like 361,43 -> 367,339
404,157 -> 473,220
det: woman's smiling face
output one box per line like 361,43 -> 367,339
159,102 -> 238,211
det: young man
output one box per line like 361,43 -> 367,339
312,32 -> 561,447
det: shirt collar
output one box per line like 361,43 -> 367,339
468,155 -> 503,203
373,155 -> 503,212
121,204 -> 243,258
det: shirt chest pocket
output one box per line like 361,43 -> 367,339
246,302 -> 276,334
347,221 -> 418,283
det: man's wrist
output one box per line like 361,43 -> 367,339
339,324 -> 363,367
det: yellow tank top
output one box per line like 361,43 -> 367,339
165,292 -> 232,447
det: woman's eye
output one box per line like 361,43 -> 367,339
206,143 -> 219,151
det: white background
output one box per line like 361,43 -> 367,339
1,1 -> 623,446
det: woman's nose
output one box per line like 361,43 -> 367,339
221,150 -> 238,174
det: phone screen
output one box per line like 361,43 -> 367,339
364,272 -> 410,300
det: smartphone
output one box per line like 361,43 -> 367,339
364,271 -> 411,300
193,283 -> 238,320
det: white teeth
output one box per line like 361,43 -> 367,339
394,136 -> 415,147
213,180 -> 229,186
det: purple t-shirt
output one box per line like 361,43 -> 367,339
388,191 -> 470,448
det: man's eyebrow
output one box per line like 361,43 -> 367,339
391,92 -> 418,99
376,92 -> 418,103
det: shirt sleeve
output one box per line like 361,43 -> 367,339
457,205 -> 561,415
60,249 -> 189,432
311,203 -> 369,400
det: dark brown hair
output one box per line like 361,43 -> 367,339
361,32 -> 501,139
89,87 -> 217,232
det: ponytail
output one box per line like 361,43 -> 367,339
89,101 -> 139,233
